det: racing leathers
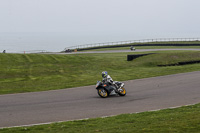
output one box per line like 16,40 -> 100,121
102,75 -> 118,89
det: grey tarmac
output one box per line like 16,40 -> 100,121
43,48 -> 200,54
64,48 -> 200,54
0,71 -> 200,128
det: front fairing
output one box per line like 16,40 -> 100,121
96,81 -> 114,93
96,81 -> 101,87
103,82 -> 116,93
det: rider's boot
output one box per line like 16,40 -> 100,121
114,84 -> 120,92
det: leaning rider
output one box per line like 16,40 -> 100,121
102,71 -> 119,90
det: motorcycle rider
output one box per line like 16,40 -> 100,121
102,71 -> 119,90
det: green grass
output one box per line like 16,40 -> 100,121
0,51 -> 200,94
1,103 -> 200,133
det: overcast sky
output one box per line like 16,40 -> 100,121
0,0 -> 200,37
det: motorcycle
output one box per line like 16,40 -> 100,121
96,81 -> 126,98
130,46 -> 136,51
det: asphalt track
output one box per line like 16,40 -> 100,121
43,48 -> 200,55
0,71 -> 200,128
64,48 -> 200,54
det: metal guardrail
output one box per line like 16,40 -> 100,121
64,38 -> 200,51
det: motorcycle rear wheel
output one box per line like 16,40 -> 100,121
118,87 -> 126,96
97,88 -> 109,98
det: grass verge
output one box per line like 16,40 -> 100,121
1,103 -> 200,133
0,50 -> 200,94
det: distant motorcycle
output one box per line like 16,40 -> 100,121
130,46 -> 136,51
95,81 -> 126,98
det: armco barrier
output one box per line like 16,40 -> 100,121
127,53 -> 155,61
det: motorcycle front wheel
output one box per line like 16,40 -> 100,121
97,88 -> 109,98
118,87 -> 126,96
